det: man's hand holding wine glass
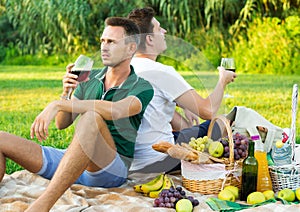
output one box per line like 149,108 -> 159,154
61,64 -> 79,99
62,55 -> 93,100
219,58 -> 237,97
217,65 -> 237,86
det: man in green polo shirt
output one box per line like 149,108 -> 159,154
0,17 -> 153,211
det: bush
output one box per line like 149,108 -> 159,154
0,45 -> 6,61
186,27 -> 228,69
1,53 -> 72,66
231,16 -> 300,75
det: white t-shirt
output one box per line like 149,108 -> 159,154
129,57 -> 193,171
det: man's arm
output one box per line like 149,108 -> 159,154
175,67 -> 236,120
171,109 -> 199,131
31,96 -> 142,141
55,63 -> 80,129
55,97 -> 79,130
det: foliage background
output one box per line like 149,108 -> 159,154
0,0 -> 299,74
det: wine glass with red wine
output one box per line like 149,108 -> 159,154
220,58 -> 235,98
67,55 -> 94,99
221,58 -> 236,72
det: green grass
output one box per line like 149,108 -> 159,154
0,65 -> 299,174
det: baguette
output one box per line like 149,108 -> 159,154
152,141 -> 173,153
152,141 -> 198,162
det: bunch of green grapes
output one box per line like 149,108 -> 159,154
188,136 -> 213,152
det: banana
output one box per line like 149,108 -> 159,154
133,173 -> 164,193
148,175 -> 173,198
140,173 -> 165,194
133,184 -> 143,193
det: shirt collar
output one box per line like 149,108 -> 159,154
94,65 -> 138,90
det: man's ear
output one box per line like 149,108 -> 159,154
129,42 -> 137,54
146,34 -> 154,46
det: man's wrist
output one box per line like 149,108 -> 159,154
60,94 -> 70,100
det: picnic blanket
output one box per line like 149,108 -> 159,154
0,170 -> 299,212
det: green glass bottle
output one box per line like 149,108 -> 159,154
240,140 -> 258,201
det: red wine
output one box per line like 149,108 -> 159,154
226,68 -> 236,72
71,70 -> 90,82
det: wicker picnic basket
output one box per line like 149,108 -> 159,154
182,115 -> 243,195
268,84 -> 300,193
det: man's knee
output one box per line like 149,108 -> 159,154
0,131 -> 4,143
0,131 -> 9,141
77,111 -> 105,132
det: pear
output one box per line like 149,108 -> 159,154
208,142 -> 224,158
295,187 -> 300,201
175,199 -> 193,212
263,190 -> 275,200
247,191 -> 266,205
277,188 -> 295,202
224,186 -> 239,199
218,189 -> 235,202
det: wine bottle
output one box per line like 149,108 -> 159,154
240,140 -> 258,201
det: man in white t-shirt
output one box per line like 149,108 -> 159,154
128,7 -> 237,173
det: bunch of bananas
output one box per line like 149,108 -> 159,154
133,173 -> 173,198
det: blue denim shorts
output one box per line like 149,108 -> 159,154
36,146 -> 127,187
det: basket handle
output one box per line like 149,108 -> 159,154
207,115 -> 234,164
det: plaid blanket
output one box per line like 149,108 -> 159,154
0,170 -> 299,212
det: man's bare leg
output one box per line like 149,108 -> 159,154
26,111 -> 117,211
0,131 -> 43,182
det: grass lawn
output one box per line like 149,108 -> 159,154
0,65 -> 299,174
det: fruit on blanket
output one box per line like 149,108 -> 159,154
277,188 -> 295,202
140,173 -> 165,194
247,191 -> 266,204
263,190 -> 275,200
208,141 -> 224,158
133,173 -> 164,194
153,186 -> 199,209
148,174 -> 173,198
218,189 -> 235,202
224,186 -> 239,199
295,187 -> 300,201
175,199 -> 193,212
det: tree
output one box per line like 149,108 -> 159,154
5,0 -> 92,55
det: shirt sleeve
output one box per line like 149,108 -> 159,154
128,78 -> 154,112
73,83 -> 84,100
136,65 -> 193,101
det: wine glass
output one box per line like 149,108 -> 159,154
67,55 -> 94,99
220,58 -> 235,98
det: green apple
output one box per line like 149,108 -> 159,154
277,188 -> 295,202
218,189 -> 236,202
263,190 -> 275,200
247,191 -> 266,205
175,199 -> 193,212
295,187 -> 300,201
208,142 -> 224,158
224,185 -> 239,199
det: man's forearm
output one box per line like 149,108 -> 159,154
208,78 -> 226,116
55,110 -> 75,130
54,96 -> 142,130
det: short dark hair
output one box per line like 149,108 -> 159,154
127,7 -> 155,52
105,17 -> 140,45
